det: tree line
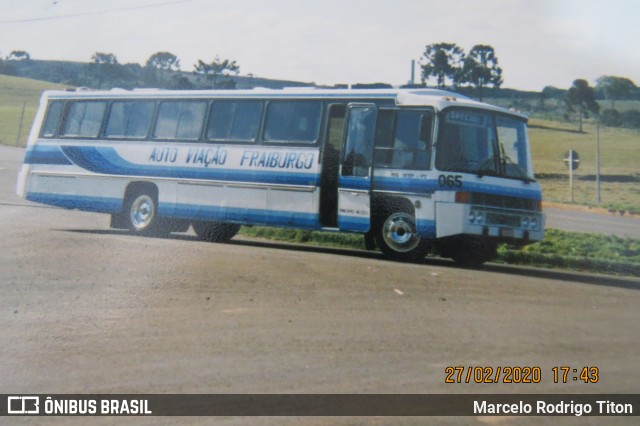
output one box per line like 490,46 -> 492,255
418,42 -> 639,131
0,50 -> 242,90
552,76 -> 639,131
2,46 -> 639,130
89,51 -> 241,90
419,42 -> 503,101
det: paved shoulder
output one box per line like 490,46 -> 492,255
545,207 -> 640,239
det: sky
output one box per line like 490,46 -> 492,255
0,0 -> 639,91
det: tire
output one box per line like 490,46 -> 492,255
193,221 -> 241,243
125,190 -> 166,236
375,210 -> 428,261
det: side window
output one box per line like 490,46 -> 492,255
61,101 -> 107,138
264,101 -> 322,144
154,101 -> 207,140
207,101 -> 263,142
41,101 -> 64,138
326,104 -> 346,151
105,101 -> 155,139
373,110 -> 433,170
342,106 -> 376,177
372,110 -> 394,166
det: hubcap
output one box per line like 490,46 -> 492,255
130,195 -> 154,230
382,213 -> 420,253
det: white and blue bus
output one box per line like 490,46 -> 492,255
17,88 -> 544,264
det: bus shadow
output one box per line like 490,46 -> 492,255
62,228 -> 640,291
61,228 -> 384,260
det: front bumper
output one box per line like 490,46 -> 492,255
436,202 -> 545,243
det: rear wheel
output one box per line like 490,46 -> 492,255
375,211 -> 428,261
193,221 -> 241,243
125,190 -> 166,236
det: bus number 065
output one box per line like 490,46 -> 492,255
438,174 -> 462,188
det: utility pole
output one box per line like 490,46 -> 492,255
409,60 -> 415,86
596,117 -> 601,203
16,101 -> 26,146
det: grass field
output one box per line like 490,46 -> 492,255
1,74 -> 638,210
0,74 -> 68,146
528,118 -> 640,211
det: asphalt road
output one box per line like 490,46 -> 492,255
1,145 -> 639,425
544,207 -> 640,239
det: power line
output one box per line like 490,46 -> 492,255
0,0 -> 200,25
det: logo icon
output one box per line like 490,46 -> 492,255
7,396 -> 40,414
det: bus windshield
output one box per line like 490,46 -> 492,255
435,109 -> 533,181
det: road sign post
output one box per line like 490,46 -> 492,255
563,150 -> 580,203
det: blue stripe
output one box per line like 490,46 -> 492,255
339,176 -> 370,191
25,145 -> 73,165
26,192 -> 321,228
167,203 -> 319,228
373,176 -> 437,193
59,146 -> 320,186
417,219 -> 436,237
27,145 -> 541,200
338,216 -> 370,232
25,192 -> 437,238
26,192 -> 122,213
461,180 -> 541,200
373,176 -> 541,200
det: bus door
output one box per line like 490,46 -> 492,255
337,103 -> 377,232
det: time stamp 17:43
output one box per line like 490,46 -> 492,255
444,366 -> 600,384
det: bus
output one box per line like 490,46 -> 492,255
17,87 -> 544,265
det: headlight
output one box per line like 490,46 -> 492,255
468,211 -> 476,223
530,217 -> 538,230
521,216 -> 529,228
475,212 -> 484,225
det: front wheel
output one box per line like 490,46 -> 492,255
375,211 -> 428,261
125,191 -> 167,236
193,221 -> 240,243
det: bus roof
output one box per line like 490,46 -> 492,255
41,87 -> 526,118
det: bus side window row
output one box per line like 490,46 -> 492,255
42,99 -> 323,145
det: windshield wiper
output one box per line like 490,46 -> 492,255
501,154 -> 534,183
475,156 -> 500,178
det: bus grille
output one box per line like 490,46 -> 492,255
469,192 -> 540,211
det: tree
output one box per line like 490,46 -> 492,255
565,79 -> 600,132
193,56 -> 240,89
461,45 -> 502,101
146,52 -> 181,71
89,52 -> 129,89
541,86 -> 565,99
91,52 -> 118,65
537,86 -> 564,112
7,50 -> 30,61
620,110 -> 640,129
170,75 -> 195,90
600,109 -> 621,127
144,52 -> 181,88
420,43 -> 465,89
595,76 -> 637,110
0,50 -> 16,75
